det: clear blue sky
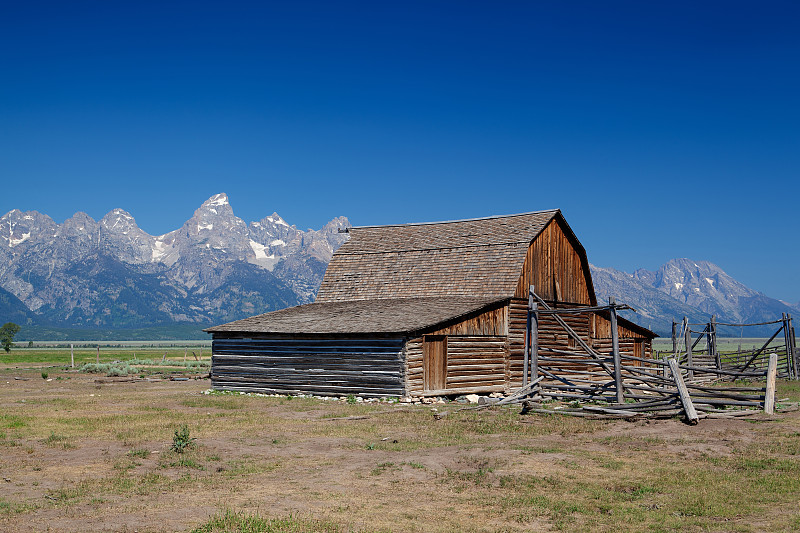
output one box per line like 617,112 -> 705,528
2,1 -> 799,302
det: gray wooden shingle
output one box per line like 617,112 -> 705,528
205,297 -> 506,334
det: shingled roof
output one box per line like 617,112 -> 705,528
205,297 -> 506,335
316,210 -> 560,302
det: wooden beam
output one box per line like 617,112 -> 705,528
684,322 -> 693,380
609,297 -> 623,404
531,291 -> 539,385
764,352 -> 778,414
668,358 -> 699,425
740,324 -> 784,373
529,291 -> 620,383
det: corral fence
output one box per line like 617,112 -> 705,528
659,315 -> 798,379
518,287 -> 793,422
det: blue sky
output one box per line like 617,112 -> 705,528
2,1 -> 799,301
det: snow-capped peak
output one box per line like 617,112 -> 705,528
204,193 -> 229,207
266,212 -> 289,227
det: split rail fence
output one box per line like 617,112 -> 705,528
518,286 -> 796,422
661,314 -> 798,379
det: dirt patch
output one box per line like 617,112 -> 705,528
1,368 -> 799,532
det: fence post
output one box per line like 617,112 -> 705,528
523,288 -> 530,387
785,314 -> 797,379
764,353 -> 778,414
671,321 -> 677,355
710,315 -> 720,370
685,321 -> 693,381
531,297 -> 539,386
790,315 -> 799,379
70,343 -> 74,368
782,313 -> 793,378
610,297 -> 624,403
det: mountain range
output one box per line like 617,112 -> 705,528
0,193 -> 349,333
0,196 -> 796,339
592,259 -> 799,336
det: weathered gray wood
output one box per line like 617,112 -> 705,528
711,315 -> 720,370
523,286 -> 531,386
790,317 -> 798,378
684,323 -> 693,380
668,358 -> 699,425
529,291 -> 622,383
740,324 -> 785,372
70,343 -> 74,368
531,299 -> 539,384
764,352 -> 778,414
609,297 -> 623,403
672,321 -> 677,355
212,337 -> 406,396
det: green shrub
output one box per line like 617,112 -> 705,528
171,425 -> 196,453
78,362 -> 137,377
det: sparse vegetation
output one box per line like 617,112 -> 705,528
1,365 -> 800,532
170,424 -> 196,453
78,362 -> 137,376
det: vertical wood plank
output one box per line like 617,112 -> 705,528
531,287 -> 539,384
671,321 -> 677,355
764,352 -> 778,414
684,319 -> 693,380
610,297 -> 623,403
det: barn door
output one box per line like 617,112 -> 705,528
423,335 -> 447,391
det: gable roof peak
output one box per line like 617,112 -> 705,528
351,208 -> 561,230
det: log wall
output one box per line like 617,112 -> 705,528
509,299 -> 594,388
211,337 -> 405,397
509,299 -> 654,388
406,335 -> 508,396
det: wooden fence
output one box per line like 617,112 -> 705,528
519,287 -> 789,422
660,314 -> 798,379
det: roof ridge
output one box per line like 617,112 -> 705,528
334,239 -> 531,255
350,209 -> 560,229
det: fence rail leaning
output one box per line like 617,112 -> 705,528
519,286 -> 794,422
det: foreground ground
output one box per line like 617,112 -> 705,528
1,360 -> 799,532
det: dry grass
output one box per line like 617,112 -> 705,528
1,364 -> 800,532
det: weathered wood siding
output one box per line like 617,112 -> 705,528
508,299 -> 653,386
508,299 -> 592,388
426,306 -> 508,336
515,218 -> 593,304
406,335 -> 507,396
211,337 -> 405,397
590,314 -> 651,340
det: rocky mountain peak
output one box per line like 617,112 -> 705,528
100,209 -> 139,234
596,258 -> 799,335
0,193 -> 347,329
0,209 -> 57,249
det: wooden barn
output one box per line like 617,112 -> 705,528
207,210 -> 656,397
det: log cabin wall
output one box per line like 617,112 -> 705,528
211,336 -> 405,397
514,218 -> 594,305
508,299 -> 594,388
405,305 -> 511,396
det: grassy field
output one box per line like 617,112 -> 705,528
0,346 -> 211,369
1,351 -> 800,532
652,337 -> 786,353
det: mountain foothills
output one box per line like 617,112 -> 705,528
0,194 -> 349,332
592,259 -> 800,336
0,196 -> 796,339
